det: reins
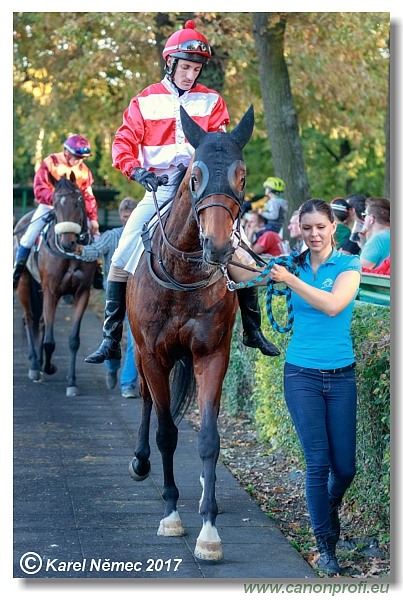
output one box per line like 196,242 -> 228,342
141,188 -> 222,292
223,253 -> 300,334
145,184 -> 298,333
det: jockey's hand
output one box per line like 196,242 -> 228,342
75,244 -> 84,256
90,220 -> 100,237
130,167 -> 168,192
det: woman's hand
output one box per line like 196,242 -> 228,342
269,263 -> 291,284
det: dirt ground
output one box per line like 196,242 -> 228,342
186,408 -> 390,579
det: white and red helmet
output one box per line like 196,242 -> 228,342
163,20 -> 212,65
63,134 -> 92,158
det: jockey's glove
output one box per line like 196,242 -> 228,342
130,167 -> 168,192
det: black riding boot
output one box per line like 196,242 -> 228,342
237,287 -> 280,356
13,245 -> 31,289
84,281 -> 127,364
315,534 -> 341,575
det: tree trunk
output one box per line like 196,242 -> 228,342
384,34 -> 390,198
252,13 -> 310,218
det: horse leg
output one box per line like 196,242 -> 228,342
42,292 -> 58,376
17,276 -> 43,381
24,320 -> 43,381
129,362 -> 152,481
193,353 -> 228,561
141,358 -> 184,537
64,290 -> 90,397
156,403 -> 184,537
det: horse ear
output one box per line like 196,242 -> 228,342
180,106 -> 208,149
69,171 -> 77,185
48,172 -> 58,187
230,105 -> 254,149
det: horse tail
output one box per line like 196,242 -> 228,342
170,356 -> 197,425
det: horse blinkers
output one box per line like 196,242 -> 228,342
180,105 -> 254,266
53,183 -> 87,253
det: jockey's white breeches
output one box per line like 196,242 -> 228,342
20,204 -> 54,249
111,167 -> 186,276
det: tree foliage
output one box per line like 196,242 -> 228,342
13,12 -> 389,203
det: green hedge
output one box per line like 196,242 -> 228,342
222,290 -> 390,531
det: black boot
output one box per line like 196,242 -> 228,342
237,287 -> 280,356
329,499 -> 342,543
13,245 -> 31,289
315,534 -> 341,575
85,281 -> 127,363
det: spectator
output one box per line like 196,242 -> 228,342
260,176 -> 288,235
330,198 -> 351,249
339,193 -> 367,256
287,210 -> 307,254
243,211 -> 268,244
76,198 -> 139,398
252,229 -> 283,257
361,255 -> 390,276
360,197 -> 390,269
240,192 -> 267,218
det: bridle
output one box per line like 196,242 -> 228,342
142,172 -> 244,292
43,187 -> 89,259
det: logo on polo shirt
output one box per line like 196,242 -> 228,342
321,278 -> 334,289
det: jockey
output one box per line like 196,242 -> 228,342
85,20 -> 280,365
13,135 -> 100,289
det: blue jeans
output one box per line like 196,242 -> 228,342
120,320 -> 138,390
284,362 -> 357,537
105,316 -> 138,390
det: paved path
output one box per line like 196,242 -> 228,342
13,298 -> 316,581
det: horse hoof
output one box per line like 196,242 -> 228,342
128,458 -> 150,481
66,386 -> 79,397
44,365 -> 57,375
28,369 -> 43,382
157,514 -> 185,537
194,540 -> 223,562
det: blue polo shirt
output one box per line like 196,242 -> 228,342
286,250 -> 361,370
360,229 -> 390,268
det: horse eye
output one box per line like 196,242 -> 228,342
228,161 -> 247,198
191,173 -> 199,191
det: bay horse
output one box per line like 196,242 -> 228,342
126,106 -> 254,562
14,173 -> 97,396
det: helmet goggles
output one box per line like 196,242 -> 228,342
64,143 -> 91,158
164,39 -> 211,56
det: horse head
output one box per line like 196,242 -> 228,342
180,105 -> 254,266
51,173 -> 88,253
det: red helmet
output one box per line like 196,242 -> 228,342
63,134 -> 92,158
162,20 -> 212,65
